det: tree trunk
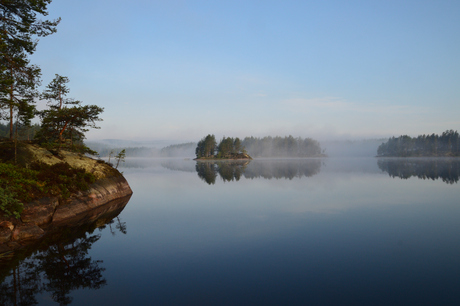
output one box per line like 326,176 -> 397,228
9,75 -> 14,140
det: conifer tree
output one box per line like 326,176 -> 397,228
1,0 -> 60,138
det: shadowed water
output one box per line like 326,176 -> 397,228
1,158 -> 460,305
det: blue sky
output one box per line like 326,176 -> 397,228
30,0 -> 460,142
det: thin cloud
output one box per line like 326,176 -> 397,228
282,97 -> 426,115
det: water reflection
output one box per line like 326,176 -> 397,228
244,159 -> 322,179
378,158 -> 460,184
0,196 -> 129,305
195,159 -> 322,184
196,160 -> 250,184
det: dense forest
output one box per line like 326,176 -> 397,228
377,130 -> 460,157
241,135 -> 324,157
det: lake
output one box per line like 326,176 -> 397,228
1,157 -> 460,305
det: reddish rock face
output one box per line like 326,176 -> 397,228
52,176 -> 132,223
0,144 -> 133,252
12,224 -> 44,241
0,228 -> 12,243
0,175 -> 132,251
21,197 -> 59,226
0,221 -> 14,230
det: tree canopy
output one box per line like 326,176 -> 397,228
241,135 -> 323,157
35,75 -> 103,151
1,2 -> 103,154
1,0 -> 60,140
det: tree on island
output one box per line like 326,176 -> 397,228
195,135 -> 248,159
195,134 -> 217,158
216,136 -> 246,158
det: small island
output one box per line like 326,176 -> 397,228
194,135 -> 253,160
194,134 -> 326,159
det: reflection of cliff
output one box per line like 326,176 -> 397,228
195,159 -> 322,184
0,196 -> 129,305
377,158 -> 460,184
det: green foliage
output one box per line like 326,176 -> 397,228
115,149 -> 126,169
0,187 -> 23,219
195,134 -> 217,158
31,162 -> 96,197
377,130 -> 460,157
36,87 -> 104,150
0,0 -> 60,55
0,162 -> 43,203
0,160 -> 97,218
195,134 -> 324,158
1,0 -> 60,140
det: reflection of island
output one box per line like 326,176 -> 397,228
196,160 -> 250,184
0,196 -> 129,305
195,159 -> 322,184
377,158 -> 460,184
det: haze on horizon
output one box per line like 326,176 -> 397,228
30,0 -> 460,143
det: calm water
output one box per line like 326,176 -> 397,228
1,158 -> 460,305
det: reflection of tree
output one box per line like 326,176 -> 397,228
377,159 -> 460,184
195,159 -> 322,184
217,161 -> 247,182
103,217 -> 127,236
196,162 -> 217,185
35,233 -> 106,305
0,198 -> 129,305
243,160 -> 322,180
0,255 -> 41,306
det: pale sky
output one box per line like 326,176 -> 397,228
30,0 -> 460,142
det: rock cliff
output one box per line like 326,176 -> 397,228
0,143 -> 133,251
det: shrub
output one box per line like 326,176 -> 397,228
0,187 -> 23,219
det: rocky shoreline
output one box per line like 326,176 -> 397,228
0,144 -> 133,253
0,173 -> 132,252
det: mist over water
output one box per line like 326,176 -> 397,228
87,137 -> 385,159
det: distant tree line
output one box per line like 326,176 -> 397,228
87,143 -> 197,158
161,142 -> 196,157
377,130 -> 460,157
0,122 -> 40,140
241,135 -> 324,157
